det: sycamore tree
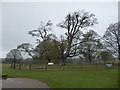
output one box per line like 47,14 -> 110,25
103,22 -> 120,61
78,30 -> 102,63
57,10 -> 98,64
6,49 -> 23,69
98,50 -> 114,64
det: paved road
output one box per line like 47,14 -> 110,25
0,79 -> 2,90
2,78 -> 50,89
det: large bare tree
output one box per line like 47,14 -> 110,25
103,22 -> 120,61
57,10 -> 98,64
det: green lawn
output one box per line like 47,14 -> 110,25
2,64 -> 118,88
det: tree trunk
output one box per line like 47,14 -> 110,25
88,56 -> 92,64
59,56 -> 66,66
13,59 -> 16,69
59,59 -> 65,66
104,60 -> 106,65
88,48 -> 92,64
11,63 -> 13,68
62,65 -> 64,70
118,45 -> 120,66
118,45 -> 120,61
46,56 -> 51,63
19,64 -> 21,70
62,59 -> 65,65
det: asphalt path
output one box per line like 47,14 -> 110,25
1,78 -> 50,89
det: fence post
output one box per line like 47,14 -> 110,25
81,63 -> 82,69
44,64 -> 47,71
62,65 -> 64,70
96,62 -> 97,70
29,63 -> 31,70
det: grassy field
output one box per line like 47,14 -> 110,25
2,64 -> 118,88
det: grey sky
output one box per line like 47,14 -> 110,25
2,2 -> 118,58
0,2 -> 2,58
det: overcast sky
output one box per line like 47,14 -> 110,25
1,2 -> 118,58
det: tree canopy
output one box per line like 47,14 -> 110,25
57,10 -> 98,64
6,49 -> 23,69
103,22 -> 120,61
79,30 -> 102,63
6,10 -> 118,65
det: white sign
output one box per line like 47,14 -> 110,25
48,63 -> 54,65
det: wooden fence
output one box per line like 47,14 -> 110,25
10,63 -> 113,71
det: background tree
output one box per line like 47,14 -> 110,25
6,49 -> 23,69
18,21 -> 61,63
17,43 -> 37,58
26,20 -> 54,63
53,35 -> 68,65
79,30 -> 102,63
103,22 -> 120,61
57,10 -> 98,64
98,50 -> 114,64
28,20 -> 52,43
35,34 -> 58,63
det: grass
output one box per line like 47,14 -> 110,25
2,64 -> 118,88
